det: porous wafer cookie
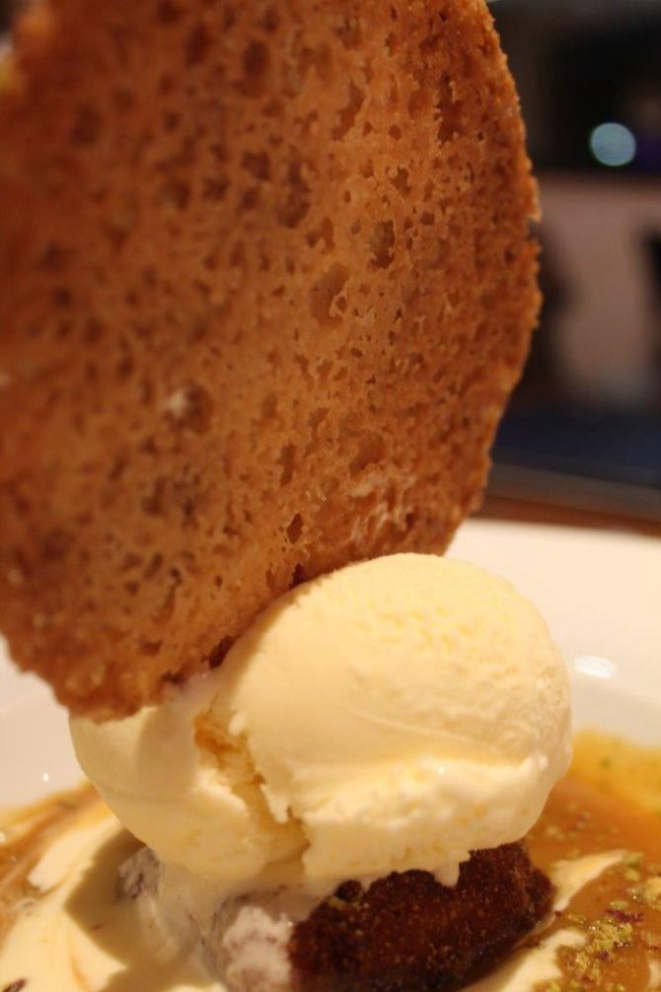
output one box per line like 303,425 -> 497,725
0,0 -> 539,717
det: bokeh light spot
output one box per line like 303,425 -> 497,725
589,122 -> 637,167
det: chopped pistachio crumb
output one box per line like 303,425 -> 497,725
571,947 -> 602,982
624,851 -> 644,868
565,916 -> 634,987
642,877 -> 661,911
608,899 -> 630,912
624,867 -> 642,882
589,918 -> 634,954
643,930 -> 661,950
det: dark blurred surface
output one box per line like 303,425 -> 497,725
0,0 -> 21,34
493,0 -> 661,175
490,0 -> 661,522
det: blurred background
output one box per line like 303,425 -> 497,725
1,0 -> 660,529
487,0 -> 661,530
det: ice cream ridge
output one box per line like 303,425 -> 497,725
72,553 -> 571,992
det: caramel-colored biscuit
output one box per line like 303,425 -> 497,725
0,0 -> 539,717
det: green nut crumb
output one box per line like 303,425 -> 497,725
571,948 -> 602,982
608,899 -> 629,912
588,918 -> 633,955
641,876 -> 661,910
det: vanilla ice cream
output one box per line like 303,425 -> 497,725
71,553 -> 571,897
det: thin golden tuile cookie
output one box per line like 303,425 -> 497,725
0,0 -> 539,718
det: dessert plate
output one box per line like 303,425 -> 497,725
1,519 -> 660,807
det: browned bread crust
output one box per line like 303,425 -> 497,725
291,842 -> 552,992
0,0 -> 539,717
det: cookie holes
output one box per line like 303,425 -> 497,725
207,637 -> 232,668
186,23 -> 211,66
287,513 -> 303,544
203,177 -> 229,202
335,14 -> 362,49
369,220 -> 395,269
276,158 -> 311,228
156,1 -> 182,24
241,151 -> 271,180
70,105 -> 102,146
259,6 -> 280,33
241,41 -> 270,98
278,444 -> 296,486
241,186 -> 260,211
306,217 -> 334,251
309,406 -> 329,430
160,178 -> 191,210
140,640 -> 162,657
408,87 -> 429,117
390,167 -> 411,197
428,237 -> 448,270
350,431 -> 386,475
291,563 -> 307,587
261,392 -> 278,421
332,81 -> 365,140
37,241 -> 69,272
309,263 -> 349,325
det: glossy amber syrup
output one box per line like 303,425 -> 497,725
527,732 -> 661,992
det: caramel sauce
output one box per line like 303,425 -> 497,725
528,732 -> 661,992
0,732 -> 659,992
0,783 -> 99,943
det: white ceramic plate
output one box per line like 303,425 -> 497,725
1,519 -> 660,807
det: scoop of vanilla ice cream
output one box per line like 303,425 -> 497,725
70,553 -> 571,895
